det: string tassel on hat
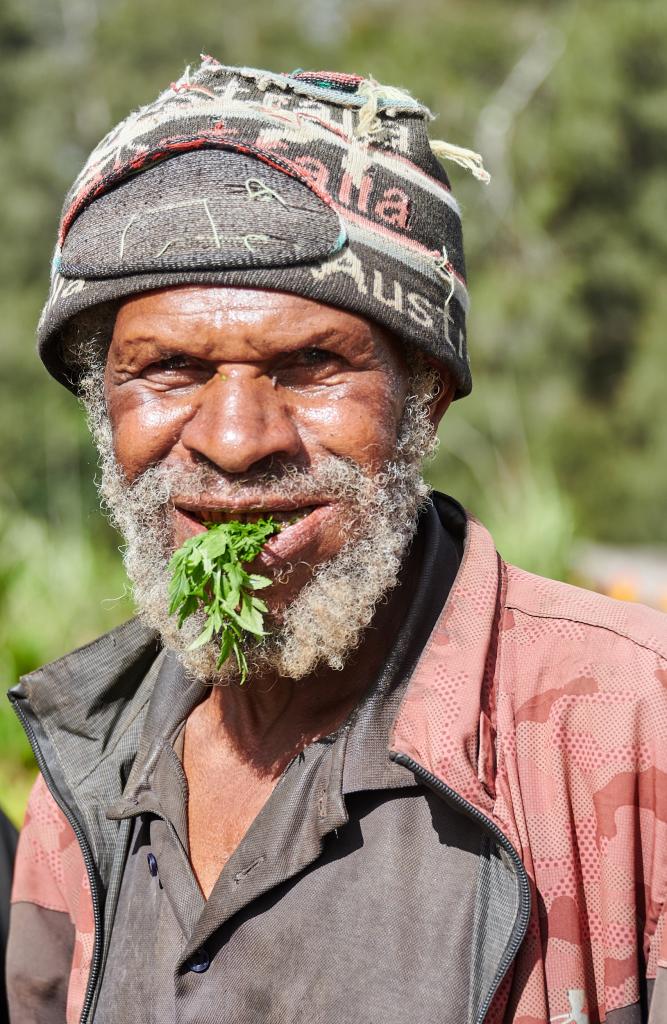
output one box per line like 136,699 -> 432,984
429,139 -> 491,184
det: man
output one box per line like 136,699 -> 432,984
5,59 -> 667,1024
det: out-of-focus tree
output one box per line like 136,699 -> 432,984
1,0 -> 666,819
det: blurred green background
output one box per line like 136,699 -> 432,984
2,0 -> 667,825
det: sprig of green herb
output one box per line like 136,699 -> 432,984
167,518 -> 281,683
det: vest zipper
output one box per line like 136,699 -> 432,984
391,753 -> 532,1024
9,695 -> 103,1024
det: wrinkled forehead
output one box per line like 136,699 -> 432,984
108,285 -> 406,365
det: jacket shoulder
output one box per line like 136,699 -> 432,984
495,564 -> 667,1024
503,560 -> 667,663
11,774 -> 83,915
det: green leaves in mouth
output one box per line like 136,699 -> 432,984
167,518 -> 281,683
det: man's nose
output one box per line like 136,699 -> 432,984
179,371 -> 303,474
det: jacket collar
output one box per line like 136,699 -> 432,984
11,616 -> 161,792
390,514 -> 502,818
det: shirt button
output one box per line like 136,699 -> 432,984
147,852 -> 158,877
186,949 -> 211,974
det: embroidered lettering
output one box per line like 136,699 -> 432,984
311,249 -> 368,296
373,186 -> 411,229
291,156 -> 331,195
339,171 -> 373,213
372,271 -> 403,312
407,292 -> 434,328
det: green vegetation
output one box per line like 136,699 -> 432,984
1,0 -> 666,823
168,520 -> 281,682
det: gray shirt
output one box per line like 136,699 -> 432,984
96,502 -> 483,1024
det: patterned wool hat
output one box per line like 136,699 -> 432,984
39,58 -> 489,397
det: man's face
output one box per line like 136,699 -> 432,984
104,285 -> 412,608
86,284 -> 445,681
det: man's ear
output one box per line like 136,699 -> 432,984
428,368 -> 456,428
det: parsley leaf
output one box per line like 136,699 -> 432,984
167,518 -> 280,683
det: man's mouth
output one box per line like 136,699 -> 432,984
176,505 -> 318,526
172,501 -> 337,566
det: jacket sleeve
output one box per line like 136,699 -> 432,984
5,775 -> 90,1024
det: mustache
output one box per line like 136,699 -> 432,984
120,456 -> 377,512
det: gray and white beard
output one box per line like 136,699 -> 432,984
79,366 -> 439,684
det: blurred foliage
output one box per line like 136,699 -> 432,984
1,0 -> 666,822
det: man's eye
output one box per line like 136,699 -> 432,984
297,348 -> 334,366
275,347 -> 343,387
149,355 -> 192,372
276,348 -> 350,387
141,355 -> 209,382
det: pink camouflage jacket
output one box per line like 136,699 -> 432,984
7,513 -> 667,1023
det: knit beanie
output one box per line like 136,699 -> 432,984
39,58 -> 489,397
